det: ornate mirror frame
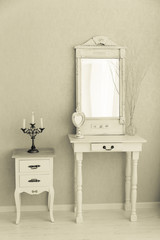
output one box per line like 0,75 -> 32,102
75,36 -> 125,135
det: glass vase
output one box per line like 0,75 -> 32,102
127,119 -> 136,136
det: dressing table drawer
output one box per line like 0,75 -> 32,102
19,159 -> 50,173
91,143 -> 116,152
91,143 -> 142,152
91,143 -> 141,152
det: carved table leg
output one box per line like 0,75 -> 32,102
74,153 -> 77,213
49,187 -> 54,223
131,151 -> 139,222
14,189 -> 21,224
75,152 -> 83,223
125,152 -> 131,211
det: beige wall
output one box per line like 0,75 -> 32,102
0,0 -> 160,207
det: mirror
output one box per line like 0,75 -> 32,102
81,58 -> 119,118
75,36 -> 125,135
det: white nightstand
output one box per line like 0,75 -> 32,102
12,148 -> 55,224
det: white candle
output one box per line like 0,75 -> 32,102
23,119 -> 26,129
40,118 -> 43,128
31,112 -> 35,124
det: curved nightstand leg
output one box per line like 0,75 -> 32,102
14,189 -> 21,224
131,152 -> 139,222
48,191 -> 51,211
125,152 -> 131,211
75,152 -> 83,223
49,187 -> 54,223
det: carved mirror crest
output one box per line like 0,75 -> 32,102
75,36 -> 125,135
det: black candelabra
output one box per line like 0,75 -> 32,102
21,123 -> 45,153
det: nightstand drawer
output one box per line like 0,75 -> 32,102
19,159 -> 50,173
20,174 -> 50,187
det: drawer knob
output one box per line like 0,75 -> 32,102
32,190 -> 38,193
28,179 -> 40,183
28,165 -> 40,169
103,145 -> 114,151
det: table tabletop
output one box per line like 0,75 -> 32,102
68,134 -> 146,144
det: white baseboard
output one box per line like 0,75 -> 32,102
82,203 -> 124,210
82,202 -> 160,210
0,202 -> 159,213
0,204 -> 73,213
136,202 -> 160,209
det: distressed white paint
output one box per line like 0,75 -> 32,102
68,134 -> 146,223
12,148 -> 55,224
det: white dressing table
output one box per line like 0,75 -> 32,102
68,134 -> 146,223
70,36 -> 146,223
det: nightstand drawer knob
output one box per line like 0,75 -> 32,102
32,190 -> 38,193
28,179 -> 40,183
28,165 -> 40,169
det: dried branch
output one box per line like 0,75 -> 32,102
126,48 -> 150,125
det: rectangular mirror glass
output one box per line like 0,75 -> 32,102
81,58 -> 119,118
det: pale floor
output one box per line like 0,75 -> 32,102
0,208 -> 160,240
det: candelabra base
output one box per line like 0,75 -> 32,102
28,148 -> 39,153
